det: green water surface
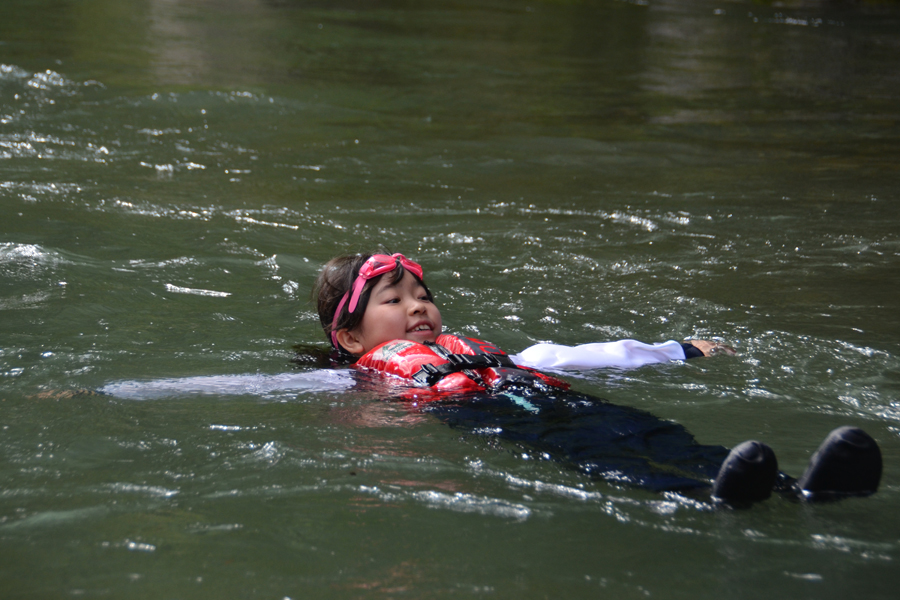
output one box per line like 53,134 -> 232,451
2,0 -> 899,598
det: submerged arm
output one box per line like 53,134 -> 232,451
100,370 -> 354,400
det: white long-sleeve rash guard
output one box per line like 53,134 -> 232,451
509,339 -> 687,371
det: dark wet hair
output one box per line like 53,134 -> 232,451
313,252 -> 433,355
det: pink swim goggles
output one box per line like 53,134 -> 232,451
330,253 -> 424,349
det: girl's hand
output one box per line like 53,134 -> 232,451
687,340 -> 736,357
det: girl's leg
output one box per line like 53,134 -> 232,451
425,390 -> 730,492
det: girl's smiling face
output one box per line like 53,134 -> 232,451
334,268 -> 442,356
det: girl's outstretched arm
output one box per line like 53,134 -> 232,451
100,370 -> 354,400
684,339 -> 736,357
509,339 -> 734,371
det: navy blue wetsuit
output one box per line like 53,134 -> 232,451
420,388 -> 729,492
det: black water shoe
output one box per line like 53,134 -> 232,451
712,440 -> 778,504
797,426 -> 882,500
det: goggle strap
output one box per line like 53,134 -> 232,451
347,276 -> 368,313
330,292 -> 350,348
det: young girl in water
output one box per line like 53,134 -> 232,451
314,252 -> 883,504
316,252 -> 730,370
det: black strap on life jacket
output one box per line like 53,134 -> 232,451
411,340 -> 518,387
411,351 -> 518,387
410,337 -> 568,393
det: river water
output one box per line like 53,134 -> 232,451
2,0 -> 899,597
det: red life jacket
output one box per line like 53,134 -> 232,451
354,334 -> 569,399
